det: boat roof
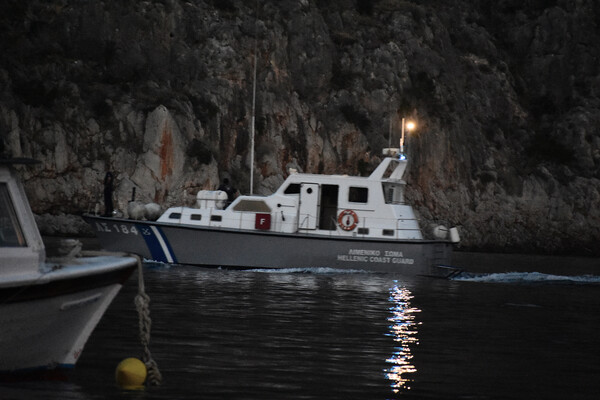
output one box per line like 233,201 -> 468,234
282,156 -> 408,185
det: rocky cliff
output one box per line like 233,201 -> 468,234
1,0 -> 599,255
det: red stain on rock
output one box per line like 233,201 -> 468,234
159,123 -> 173,180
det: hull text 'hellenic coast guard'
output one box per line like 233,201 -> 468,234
84,148 -> 461,277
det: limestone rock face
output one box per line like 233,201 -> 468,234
1,0 -> 599,254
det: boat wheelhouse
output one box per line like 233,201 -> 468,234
160,155 -> 424,240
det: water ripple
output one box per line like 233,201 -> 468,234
453,271 -> 600,285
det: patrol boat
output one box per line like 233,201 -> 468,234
84,149 -> 461,277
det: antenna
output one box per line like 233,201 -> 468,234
388,111 -> 392,149
249,0 -> 258,195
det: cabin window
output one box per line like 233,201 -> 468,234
383,229 -> 395,236
348,187 -> 368,203
232,200 -> 272,213
0,183 -> 26,247
169,213 -> 182,219
357,228 -> 369,235
383,183 -> 405,204
283,183 -> 300,194
210,215 -> 222,222
190,214 -> 202,221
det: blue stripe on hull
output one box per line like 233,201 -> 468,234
137,224 -> 178,264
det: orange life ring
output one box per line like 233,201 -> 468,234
338,209 -> 358,231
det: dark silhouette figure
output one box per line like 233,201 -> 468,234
104,171 -> 114,216
218,178 -> 237,207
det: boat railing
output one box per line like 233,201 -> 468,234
299,214 -> 308,229
198,210 -> 298,233
325,214 -> 422,239
291,213 -> 422,239
331,214 -> 422,239
298,214 -> 314,231
173,209 -> 420,239
328,216 -> 343,237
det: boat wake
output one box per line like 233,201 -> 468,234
143,260 -> 173,269
452,271 -> 600,285
246,267 -> 369,274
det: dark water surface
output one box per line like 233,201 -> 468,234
2,253 -> 599,399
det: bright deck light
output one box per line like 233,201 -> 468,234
400,118 -> 416,153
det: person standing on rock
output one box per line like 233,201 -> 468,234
104,171 -> 114,216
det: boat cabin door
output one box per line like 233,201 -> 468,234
298,183 -> 319,230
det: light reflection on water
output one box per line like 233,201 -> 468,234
385,281 -> 421,393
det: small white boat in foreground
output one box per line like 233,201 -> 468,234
84,149 -> 461,277
0,159 -> 137,375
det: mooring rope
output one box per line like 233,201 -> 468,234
79,250 -> 162,385
133,254 -> 163,386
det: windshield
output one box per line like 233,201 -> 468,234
0,183 -> 26,247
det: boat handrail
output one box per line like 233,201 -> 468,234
162,208 -> 422,239
298,214 -> 310,231
328,216 -> 344,237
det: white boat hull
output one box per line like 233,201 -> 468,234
1,160 -> 138,375
0,257 -> 135,373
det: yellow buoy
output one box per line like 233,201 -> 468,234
115,357 -> 147,389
